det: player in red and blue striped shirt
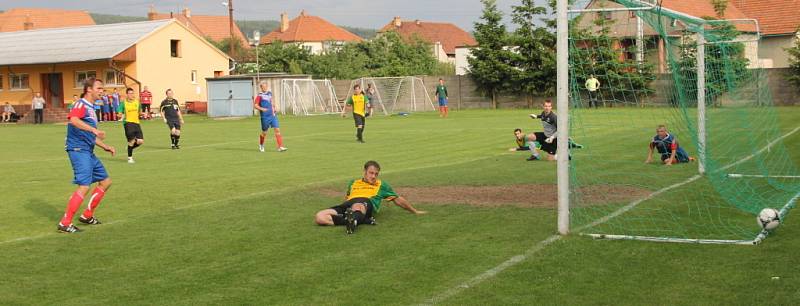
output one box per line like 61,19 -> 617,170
254,81 -> 287,152
58,78 -> 116,233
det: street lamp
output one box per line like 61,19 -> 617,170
221,1 -> 234,58
252,31 -> 261,82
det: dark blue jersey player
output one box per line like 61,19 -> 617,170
254,81 -> 286,152
646,125 -> 694,165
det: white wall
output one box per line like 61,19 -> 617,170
455,47 -> 473,76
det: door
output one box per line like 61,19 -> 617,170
207,80 -> 254,117
40,73 -> 64,108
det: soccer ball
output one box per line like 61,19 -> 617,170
757,208 -> 781,231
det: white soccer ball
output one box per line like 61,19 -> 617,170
758,208 -> 781,231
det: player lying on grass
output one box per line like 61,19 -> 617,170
509,128 -> 542,152
314,160 -> 426,234
526,100 -> 583,161
645,125 -> 695,166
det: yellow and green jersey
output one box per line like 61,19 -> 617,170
118,99 -> 141,124
346,94 -> 369,116
345,178 -> 397,212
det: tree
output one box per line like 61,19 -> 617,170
255,41 -> 312,74
569,7 -> 655,107
711,0 -> 728,18
510,0 -> 557,106
786,32 -> 800,91
209,36 -> 252,63
468,0 -> 518,108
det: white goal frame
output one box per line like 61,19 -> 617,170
279,79 -> 341,116
343,77 -> 436,115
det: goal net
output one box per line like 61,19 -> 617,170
564,0 -> 799,244
279,79 -> 342,116
345,77 -> 436,115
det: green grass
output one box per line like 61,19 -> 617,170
0,108 -> 798,305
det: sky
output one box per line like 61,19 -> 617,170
0,0 -> 550,31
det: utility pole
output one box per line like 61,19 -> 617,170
228,0 -> 235,58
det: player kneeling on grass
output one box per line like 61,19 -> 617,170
526,100 -> 583,161
645,124 -> 695,166
314,160 -> 426,234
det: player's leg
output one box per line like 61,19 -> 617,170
354,115 -> 365,142
59,151 -> 94,232
315,208 -> 341,225
272,118 -> 286,151
172,125 -> 181,148
525,133 -> 541,161
79,155 -> 111,224
259,118 -> 269,152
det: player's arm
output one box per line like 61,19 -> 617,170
444,86 -> 448,99
666,142 -> 678,166
342,97 -> 353,117
253,96 -> 266,112
68,108 -> 106,140
159,102 -> 167,122
94,138 -> 116,156
177,102 -> 184,124
645,141 -> 654,163
391,196 -> 426,215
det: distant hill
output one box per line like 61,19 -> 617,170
90,13 -> 376,40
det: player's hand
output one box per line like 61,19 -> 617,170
509,148 -> 517,152
92,129 -> 106,140
180,119 -> 185,124
665,159 -> 673,166
529,114 -> 538,119
163,118 -> 167,123
545,136 -> 554,144
414,210 -> 427,215
104,145 -> 116,156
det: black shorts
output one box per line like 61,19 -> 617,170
330,197 -> 374,219
141,104 -> 151,112
124,122 -> 143,141
167,120 -> 181,130
534,132 -> 557,155
353,114 -> 365,127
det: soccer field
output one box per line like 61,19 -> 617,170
1,108 -> 798,305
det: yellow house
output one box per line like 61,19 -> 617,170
0,19 -> 230,119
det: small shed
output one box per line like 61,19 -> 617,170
205,73 -> 311,118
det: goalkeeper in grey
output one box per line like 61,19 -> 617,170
525,100 -> 582,161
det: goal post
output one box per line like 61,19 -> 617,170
558,0 -> 799,244
279,79 -> 341,116
343,77 -> 436,115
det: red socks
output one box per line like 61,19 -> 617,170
276,133 -> 284,148
60,191 -> 84,226
259,135 -> 265,145
81,187 -> 106,219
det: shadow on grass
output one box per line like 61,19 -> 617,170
24,198 -> 61,222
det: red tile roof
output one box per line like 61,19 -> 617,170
379,19 -> 477,55
659,0 -> 757,32
0,8 -> 95,32
151,11 -> 249,48
731,0 -> 800,35
260,12 -> 362,44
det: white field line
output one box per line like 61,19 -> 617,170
419,126 -> 800,305
0,152 -> 506,245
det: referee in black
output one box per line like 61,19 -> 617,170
159,89 -> 184,149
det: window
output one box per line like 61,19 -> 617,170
10,74 -> 29,90
302,45 -> 313,53
75,70 -> 96,88
171,39 -> 181,57
106,70 -> 124,86
191,70 -> 198,84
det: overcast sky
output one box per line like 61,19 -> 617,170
0,0 -> 555,31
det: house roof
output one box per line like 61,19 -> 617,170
0,19 -> 229,66
731,0 -> 800,35
0,8 -> 95,32
260,12 -> 362,44
656,0 -> 757,32
379,19 -> 477,55
151,11 -> 250,48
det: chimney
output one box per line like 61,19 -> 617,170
392,16 -> 402,27
182,7 -> 191,18
23,14 -> 33,31
280,13 -> 289,33
300,10 -> 307,17
147,5 -> 157,20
